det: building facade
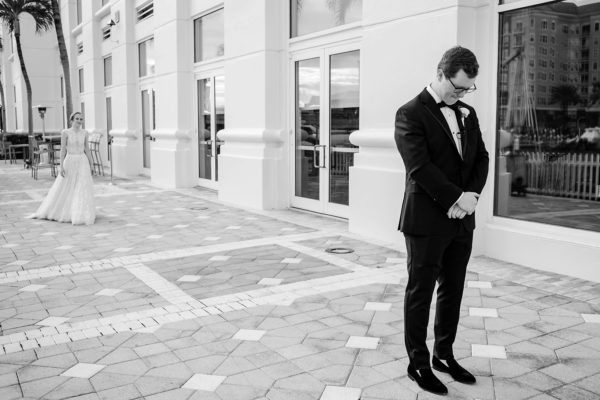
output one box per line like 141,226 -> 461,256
2,0 -> 599,282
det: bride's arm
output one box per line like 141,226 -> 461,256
60,130 -> 68,176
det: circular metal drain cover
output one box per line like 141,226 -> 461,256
325,247 -> 354,254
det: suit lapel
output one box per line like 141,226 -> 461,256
456,101 -> 468,159
419,90 -> 462,159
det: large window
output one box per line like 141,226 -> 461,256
193,9 -> 224,63
290,0 -> 362,37
104,56 -> 112,86
496,0 -> 600,233
78,68 -> 84,93
138,38 -> 155,77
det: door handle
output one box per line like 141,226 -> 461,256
204,139 -> 213,157
144,134 -> 156,142
313,145 -> 326,168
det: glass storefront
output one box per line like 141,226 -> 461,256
496,0 -> 600,232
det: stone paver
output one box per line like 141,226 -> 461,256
1,162 -> 600,399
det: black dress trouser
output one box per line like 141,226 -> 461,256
403,225 -> 473,370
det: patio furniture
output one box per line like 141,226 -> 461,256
89,133 -> 104,176
29,135 -> 55,179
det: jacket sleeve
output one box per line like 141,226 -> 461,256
464,110 -> 489,194
394,106 -> 463,211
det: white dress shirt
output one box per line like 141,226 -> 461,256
426,85 -> 462,158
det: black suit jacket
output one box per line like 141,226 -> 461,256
394,88 -> 489,236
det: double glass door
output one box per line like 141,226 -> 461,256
292,48 -> 360,217
197,76 -> 225,186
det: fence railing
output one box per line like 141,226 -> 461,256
519,151 -> 600,200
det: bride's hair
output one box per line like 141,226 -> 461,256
69,111 -> 82,122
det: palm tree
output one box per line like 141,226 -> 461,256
0,0 -> 53,135
0,39 -> 6,131
49,0 -> 71,120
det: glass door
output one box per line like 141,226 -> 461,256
292,48 -> 359,217
141,88 -> 155,169
197,75 -> 225,186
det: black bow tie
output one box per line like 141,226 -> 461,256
438,101 -> 459,111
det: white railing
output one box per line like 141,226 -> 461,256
520,152 -> 600,200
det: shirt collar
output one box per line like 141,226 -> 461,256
426,84 -> 442,104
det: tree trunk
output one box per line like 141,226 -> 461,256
0,78 -> 7,131
51,0 -> 72,121
14,22 -> 33,135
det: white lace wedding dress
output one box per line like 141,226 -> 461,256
31,129 -> 95,225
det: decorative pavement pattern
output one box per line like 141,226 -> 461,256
1,163 -> 600,400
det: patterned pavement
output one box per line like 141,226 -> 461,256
1,162 -> 600,400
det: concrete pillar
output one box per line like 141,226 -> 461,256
110,0 -> 141,177
217,0 -> 288,209
150,0 -> 195,188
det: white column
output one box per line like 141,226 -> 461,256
217,0 -> 288,209
150,0 -> 195,188
349,2 -> 461,246
109,0 -> 141,177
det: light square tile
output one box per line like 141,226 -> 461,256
94,233 -> 109,237
95,288 -> 122,296
364,302 -> 392,311
245,217 -> 258,220
259,278 -> 282,286
232,329 -> 266,341
37,317 -> 69,327
281,227 -> 296,231
196,216 -> 209,220
346,336 -> 380,350
55,245 -> 74,250
204,237 -> 220,241
150,215 -> 163,218
582,313 -> 600,323
225,226 -> 241,230
469,307 -> 498,318
135,325 -> 161,334
7,260 -> 30,266
182,373 -> 226,391
125,223 -> 139,227
210,255 -> 231,262
174,224 -> 189,228
2,244 -> 19,248
61,363 -> 105,378
147,235 -> 163,239
472,344 -> 506,359
281,258 -> 302,264
115,200 -> 126,204
114,248 -> 133,252
320,386 -> 361,400
19,284 -> 47,292
178,275 -> 202,283
131,206 -> 142,210
42,232 -> 58,236
467,281 -> 492,289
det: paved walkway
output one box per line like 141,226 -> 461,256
1,162 -> 600,400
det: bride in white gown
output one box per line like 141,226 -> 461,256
31,112 -> 95,225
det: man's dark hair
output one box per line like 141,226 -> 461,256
437,46 -> 479,79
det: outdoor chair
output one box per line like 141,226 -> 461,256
88,133 -> 104,176
0,132 -> 11,162
28,135 -> 55,180
8,140 -> 29,166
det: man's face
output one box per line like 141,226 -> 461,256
437,68 -> 477,105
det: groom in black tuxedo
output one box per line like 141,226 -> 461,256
394,46 -> 489,395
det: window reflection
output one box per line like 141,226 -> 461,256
496,1 -> 600,233
138,38 -> 155,77
329,50 -> 359,205
194,9 -> 225,63
291,0 -> 362,38
295,58 -> 320,200
198,79 -> 212,180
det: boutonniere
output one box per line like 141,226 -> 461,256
459,107 -> 470,119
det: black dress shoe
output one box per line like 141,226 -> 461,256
432,356 -> 476,384
407,365 -> 448,395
